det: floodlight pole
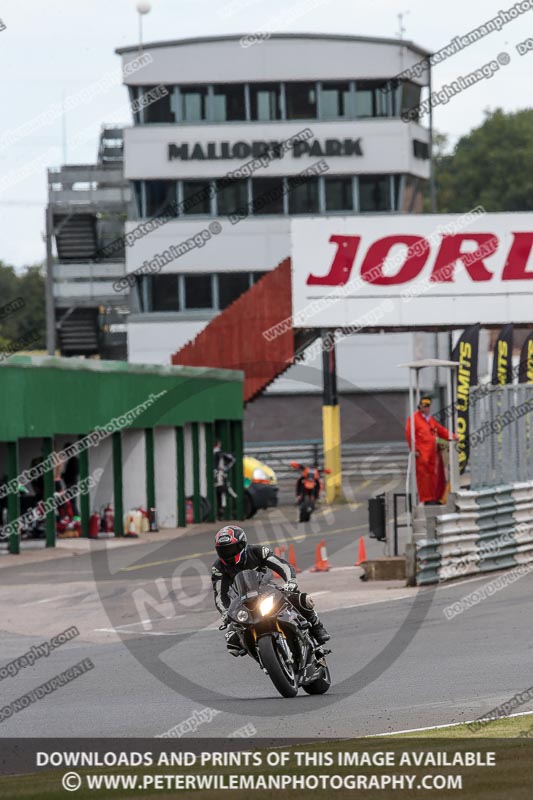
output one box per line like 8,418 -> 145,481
45,204 -> 56,356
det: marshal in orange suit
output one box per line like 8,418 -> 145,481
405,395 -> 457,504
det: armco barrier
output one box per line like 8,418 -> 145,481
415,481 -> 533,585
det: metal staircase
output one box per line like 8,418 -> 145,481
55,214 -> 97,261
57,308 -> 99,356
47,125 -> 131,358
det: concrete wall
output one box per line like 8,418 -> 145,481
245,391 -> 410,444
122,429 -> 147,512
128,319 -> 206,365
154,427 -> 177,528
199,423 -> 207,496
183,424 -> 193,496
88,436 -> 114,512
124,120 -> 429,182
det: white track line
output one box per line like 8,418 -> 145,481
94,615 -> 184,633
20,592 -> 94,607
331,594 -> 414,610
132,631 -> 185,636
370,710 -> 533,737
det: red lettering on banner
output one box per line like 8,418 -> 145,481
304,229 -> 533,286
306,235 -> 361,286
430,234 -> 496,281
361,236 -> 429,285
501,232 -> 533,280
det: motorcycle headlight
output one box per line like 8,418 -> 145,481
259,594 -> 275,616
236,609 -> 249,623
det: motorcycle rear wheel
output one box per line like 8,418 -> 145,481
258,635 -> 298,698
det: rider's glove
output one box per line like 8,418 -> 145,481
283,580 -> 299,593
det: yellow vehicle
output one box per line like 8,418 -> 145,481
243,456 -> 278,518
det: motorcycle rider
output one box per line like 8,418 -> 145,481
213,440 -> 236,520
211,525 -> 330,656
213,439 -> 235,473
295,462 -> 321,503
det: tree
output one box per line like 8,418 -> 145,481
434,109 -> 533,212
0,261 -> 46,351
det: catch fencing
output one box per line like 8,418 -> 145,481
244,440 -> 408,501
469,383 -> 533,488
416,383 -> 533,585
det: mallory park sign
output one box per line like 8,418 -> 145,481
168,138 -> 363,161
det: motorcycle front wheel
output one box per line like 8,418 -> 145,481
299,498 -> 312,523
258,635 -> 298,698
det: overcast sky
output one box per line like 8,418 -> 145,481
0,0 -> 531,269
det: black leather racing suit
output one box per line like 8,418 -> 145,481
211,544 -> 328,653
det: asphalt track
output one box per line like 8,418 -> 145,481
1,477 -> 532,739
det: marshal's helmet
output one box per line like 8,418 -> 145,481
215,525 -> 248,566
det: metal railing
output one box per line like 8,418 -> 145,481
245,439 -> 408,500
469,384 -> 533,489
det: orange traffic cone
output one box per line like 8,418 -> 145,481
311,539 -> 331,572
355,536 -> 367,566
274,546 -> 281,557
288,543 -> 301,573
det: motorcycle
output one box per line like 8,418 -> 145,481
290,461 -> 331,523
222,569 -> 332,698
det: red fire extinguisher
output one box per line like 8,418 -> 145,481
89,512 -> 100,539
103,503 -> 114,533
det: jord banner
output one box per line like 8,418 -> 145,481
290,212 -> 533,329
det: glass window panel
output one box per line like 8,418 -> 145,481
287,177 -> 319,214
132,181 -> 143,218
184,274 -> 213,309
375,85 -> 389,117
218,272 -> 251,309
325,177 -> 353,212
356,81 -> 390,118
180,86 -> 208,122
182,181 -> 211,215
129,87 -> 141,124
320,82 -> 351,119
252,178 -> 284,215
355,86 -> 373,117
145,181 -> 177,217
216,178 -> 248,216
249,83 -> 282,120
142,85 -> 175,123
359,175 -> 391,212
152,275 -> 180,311
213,84 -> 246,121
393,175 -> 402,210
401,81 -> 422,121
285,82 -> 317,119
